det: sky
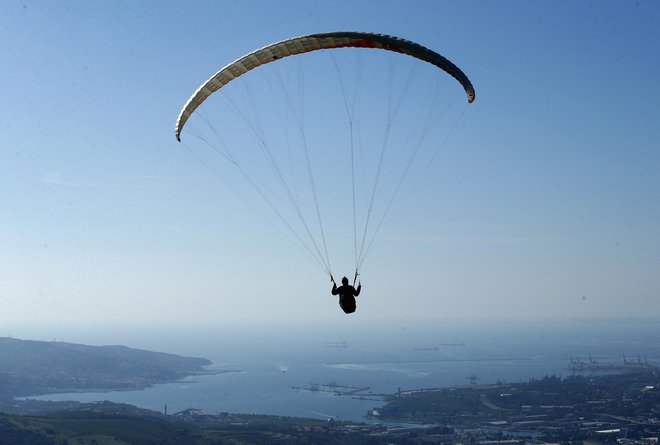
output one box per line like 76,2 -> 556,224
1,0 -> 659,331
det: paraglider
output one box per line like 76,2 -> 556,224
175,32 -> 475,314
331,275 -> 362,314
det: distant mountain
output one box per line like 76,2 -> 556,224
0,337 -> 211,399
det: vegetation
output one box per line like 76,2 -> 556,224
0,409 -> 389,445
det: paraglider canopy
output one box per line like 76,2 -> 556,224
175,31 -> 475,142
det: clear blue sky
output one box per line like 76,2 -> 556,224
1,0 -> 659,329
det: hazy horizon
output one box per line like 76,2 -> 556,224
4,317 -> 660,355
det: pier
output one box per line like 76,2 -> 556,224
292,381 -> 389,399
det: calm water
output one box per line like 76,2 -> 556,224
24,319 -> 660,422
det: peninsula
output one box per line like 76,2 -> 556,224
0,337 -> 212,401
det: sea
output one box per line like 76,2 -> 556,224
22,319 -> 660,423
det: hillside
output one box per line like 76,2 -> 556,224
0,337 -> 212,399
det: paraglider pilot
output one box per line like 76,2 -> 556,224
331,276 -> 361,314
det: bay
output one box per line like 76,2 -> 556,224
24,319 -> 660,422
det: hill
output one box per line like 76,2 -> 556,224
0,337 -> 211,400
